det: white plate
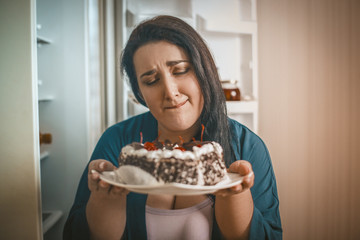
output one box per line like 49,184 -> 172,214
99,171 -> 245,195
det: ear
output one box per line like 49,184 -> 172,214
129,92 -> 142,104
137,91 -> 144,102
137,92 -> 148,107
130,90 -> 147,107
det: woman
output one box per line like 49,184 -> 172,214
64,15 -> 282,240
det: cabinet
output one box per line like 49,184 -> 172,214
123,0 -> 259,133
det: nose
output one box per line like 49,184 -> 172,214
162,73 -> 180,100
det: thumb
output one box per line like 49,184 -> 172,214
228,160 -> 252,176
98,161 -> 117,172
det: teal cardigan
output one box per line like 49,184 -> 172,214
63,112 -> 282,239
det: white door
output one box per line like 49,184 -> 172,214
0,0 -> 42,239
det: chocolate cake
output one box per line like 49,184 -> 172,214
117,139 -> 228,186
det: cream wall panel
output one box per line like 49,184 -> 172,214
258,0 -> 360,239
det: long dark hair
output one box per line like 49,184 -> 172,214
121,15 -> 234,166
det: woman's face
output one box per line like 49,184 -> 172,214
133,41 -> 204,135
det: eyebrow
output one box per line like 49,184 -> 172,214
139,69 -> 156,79
139,60 -> 189,79
166,60 -> 189,66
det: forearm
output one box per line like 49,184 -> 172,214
86,193 -> 127,240
215,189 -> 254,240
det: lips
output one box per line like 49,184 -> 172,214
165,99 -> 188,109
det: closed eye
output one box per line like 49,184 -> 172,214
145,78 -> 159,86
173,68 -> 190,76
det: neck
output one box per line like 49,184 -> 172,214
157,121 -> 200,144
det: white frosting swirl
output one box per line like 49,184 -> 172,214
122,142 -> 222,160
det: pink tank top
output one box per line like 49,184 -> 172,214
145,198 -> 214,240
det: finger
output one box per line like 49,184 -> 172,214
215,174 -> 254,197
88,160 -> 97,173
87,160 -> 122,194
87,160 -> 114,188
99,179 -> 111,189
215,186 -> 244,197
214,189 -> 230,197
110,186 -> 129,196
88,159 -> 116,174
99,161 -> 117,172
228,161 -> 242,173
88,169 -> 111,192
88,160 -> 101,174
238,161 -> 252,176
229,160 -> 252,176
230,184 -> 243,192
241,171 -> 255,189
88,169 -> 100,191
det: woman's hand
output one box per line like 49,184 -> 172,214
88,159 -> 128,197
215,160 -> 254,197
86,159 -> 128,239
214,160 -> 255,239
